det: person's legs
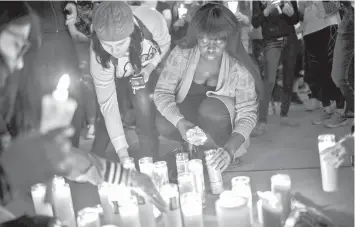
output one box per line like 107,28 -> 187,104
280,34 -> 300,126
89,109 -> 112,159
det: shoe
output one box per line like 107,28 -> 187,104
324,111 -> 348,128
312,108 -> 333,125
251,123 -> 267,137
280,117 -> 300,127
84,124 -> 95,140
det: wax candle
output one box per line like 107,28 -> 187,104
318,134 -> 338,192
176,152 -> 189,175
98,183 -> 118,225
153,161 -> 169,189
160,184 -> 183,227
137,199 -> 156,227
216,191 -> 250,227
40,74 -> 77,133
118,198 -> 141,227
258,191 -> 282,227
231,176 -> 253,225
52,183 -> 76,227
188,159 -> 206,207
177,4 -> 187,19
177,172 -> 196,195
77,207 -> 101,227
181,192 -> 204,227
271,174 -> 291,224
138,157 -> 154,178
205,150 -> 224,195
31,183 -> 54,216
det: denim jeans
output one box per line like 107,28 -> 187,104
331,8 -> 354,113
259,34 -> 299,123
90,71 -> 159,161
304,25 -> 345,109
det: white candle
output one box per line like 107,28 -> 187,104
138,199 -> 156,227
216,191 -> 250,227
318,134 -> 338,192
119,198 -> 141,227
271,174 -> 291,224
227,2 -> 239,13
181,192 -> 203,227
178,4 -> 188,19
161,184 -> 183,227
40,74 -> 77,133
138,157 -> 154,178
52,183 -> 76,227
258,191 -> 282,227
188,159 -> 206,207
31,183 -> 54,216
231,176 -> 253,225
153,161 -> 169,189
98,183 -> 118,225
77,207 -> 101,227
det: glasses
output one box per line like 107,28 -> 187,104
5,28 -> 31,61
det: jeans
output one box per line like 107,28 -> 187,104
304,25 -> 345,109
331,8 -> 354,113
251,39 -> 265,80
156,96 -> 232,148
91,71 -> 159,161
259,34 -> 299,123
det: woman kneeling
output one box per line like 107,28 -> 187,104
154,3 -> 259,172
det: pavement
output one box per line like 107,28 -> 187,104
5,104 -> 354,226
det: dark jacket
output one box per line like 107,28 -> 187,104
252,1 -> 299,40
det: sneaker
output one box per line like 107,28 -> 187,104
280,117 -> 300,127
324,111 -> 348,128
312,108 -> 333,125
84,124 -> 95,140
251,123 -> 267,137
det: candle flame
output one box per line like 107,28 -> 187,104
57,74 -> 70,91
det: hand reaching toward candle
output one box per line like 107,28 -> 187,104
206,148 -> 232,172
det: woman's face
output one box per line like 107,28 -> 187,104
197,35 -> 227,61
0,23 -> 31,73
100,37 -> 131,58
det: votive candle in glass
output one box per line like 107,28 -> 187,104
180,192 -> 203,227
177,172 -> 196,195
271,174 -> 291,224
118,197 -> 141,227
188,159 -> 206,207
231,176 -> 253,225
215,190 -> 250,227
153,161 -> 169,189
52,183 -> 76,227
31,183 -> 54,216
160,184 -> 183,227
318,134 -> 338,192
258,191 -> 282,227
139,157 -> 154,178
176,152 -> 189,175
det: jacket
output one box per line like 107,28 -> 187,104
252,1 -> 299,40
154,46 -> 258,141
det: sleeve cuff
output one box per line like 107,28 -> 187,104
111,136 -> 129,154
232,119 -> 256,141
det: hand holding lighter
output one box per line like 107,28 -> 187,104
130,74 -> 146,94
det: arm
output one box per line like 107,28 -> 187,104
252,1 -> 266,28
154,47 -> 186,127
232,64 -> 258,141
284,1 -> 300,25
90,46 -> 129,158
237,12 -> 250,26
297,1 -> 306,21
162,9 -> 172,29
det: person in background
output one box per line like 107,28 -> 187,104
0,4 -> 167,222
299,1 -> 346,128
331,1 -> 354,122
251,1 -> 300,137
155,3 -> 260,171
88,2 -> 170,161
139,0 -> 173,29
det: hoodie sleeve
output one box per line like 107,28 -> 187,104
252,1 -> 266,28
284,1 -> 300,25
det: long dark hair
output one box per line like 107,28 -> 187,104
178,3 -> 263,99
92,19 -> 161,75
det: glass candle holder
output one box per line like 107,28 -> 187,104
258,191 -> 282,227
77,206 -> 101,227
188,159 -> 206,207
98,183 -> 119,225
160,184 -> 183,227
122,157 -> 136,171
271,174 -> 291,224
231,176 -> 253,225
31,183 -> 54,216
204,149 -> 224,195
177,172 -> 196,195
176,152 -> 189,176
153,161 -> 169,189
52,183 -> 76,227
318,134 -> 338,192
139,157 -> 154,178
216,191 -> 250,227
180,192 -> 203,227
118,197 -> 141,227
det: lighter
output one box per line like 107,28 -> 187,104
130,74 -> 146,94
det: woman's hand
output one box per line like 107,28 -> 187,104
282,2 -> 294,17
65,3 -> 78,26
263,1 -> 280,16
206,148 -> 232,172
141,63 -> 155,83
130,171 -> 169,213
176,118 -> 195,142
321,143 -> 349,168
235,12 -> 248,24
173,18 -> 186,28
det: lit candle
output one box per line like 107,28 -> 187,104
138,157 -> 154,178
98,183 -> 120,225
178,4 -> 188,19
181,192 -> 204,227
160,184 -> 183,227
271,174 -> 291,224
52,183 -> 76,227
231,176 -> 253,225
215,191 -> 250,227
175,152 -> 189,176
318,134 -> 338,192
77,206 -> 101,227
118,197 -> 141,227
227,2 -> 239,13
31,183 -> 54,216
188,159 -> 206,207
258,191 -> 282,227
153,161 -> 169,189
40,74 -> 77,133
177,172 -> 196,195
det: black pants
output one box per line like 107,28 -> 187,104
90,71 -> 159,161
304,25 -> 345,109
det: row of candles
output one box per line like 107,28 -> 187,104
31,149 -> 295,227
